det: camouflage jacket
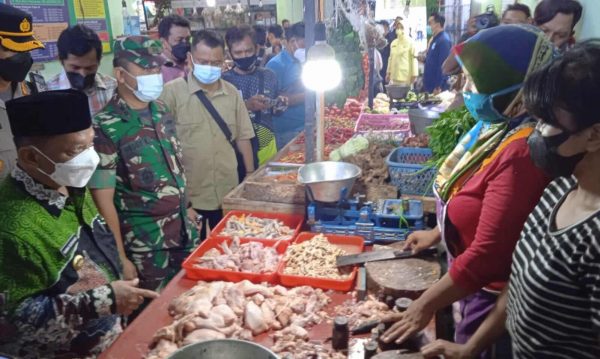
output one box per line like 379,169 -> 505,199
88,94 -> 198,253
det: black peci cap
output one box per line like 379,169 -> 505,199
0,3 -> 44,52
6,89 -> 92,138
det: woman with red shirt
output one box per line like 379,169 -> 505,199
382,25 -> 555,357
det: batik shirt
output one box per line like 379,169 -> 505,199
0,167 -> 122,358
88,95 -> 198,255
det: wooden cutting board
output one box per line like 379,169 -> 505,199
366,242 -> 441,299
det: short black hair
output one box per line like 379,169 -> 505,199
534,0 -> 582,30
252,25 -> 267,46
158,15 -> 190,39
430,12 -> 445,27
192,30 -> 224,50
524,40 -> 600,132
113,56 -> 130,69
503,3 -> 531,19
282,19 -> 290,25
378,20 -> 390,28
285,22 -> 305,41
57,24 -> 102,61
225,25 -> 255,50
267,24 -> 284,39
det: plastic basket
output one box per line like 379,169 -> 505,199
182,237 -> 287,283
386,147 -> 436,196
354,113 -> 412,140
277,232 -> 364,292
211,211 -> 304,242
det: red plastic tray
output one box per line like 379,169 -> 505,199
277,232 -> 365,292
182,237 -> 288,284
211,210 -> 304,242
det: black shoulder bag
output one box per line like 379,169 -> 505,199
195,90 -> 246,183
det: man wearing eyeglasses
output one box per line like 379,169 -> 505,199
160,30 -> 255,241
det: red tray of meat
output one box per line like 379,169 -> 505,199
211,211 -> 305,242
354,113 -> 412,138
277,232 -> 365,292
182,236 -> 288,284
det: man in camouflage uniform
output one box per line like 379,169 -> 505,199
88,36 -> 199,292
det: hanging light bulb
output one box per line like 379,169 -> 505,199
301,22 -> 342,92
206,0 -> 216,7
259,0 -> 263,8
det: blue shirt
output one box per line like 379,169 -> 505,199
423,31 -> 452,93
266,50 -> 305,139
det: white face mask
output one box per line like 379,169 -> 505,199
34,146 -> 100,188
124,70 -> 164,102
294,48 -> 306,63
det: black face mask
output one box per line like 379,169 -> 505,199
171,42 -> 191,63
528,129 -> 586,178
66,72 -> 96,91
233,54 -> 257,71
0,52 -> 33,83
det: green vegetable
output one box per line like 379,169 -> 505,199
325,15 -> 364,108
425,106 -> 476,168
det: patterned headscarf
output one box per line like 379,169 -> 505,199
436,25 -> 555,201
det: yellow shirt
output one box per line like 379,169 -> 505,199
387,36 -> 418,84
160,74 -> 255,210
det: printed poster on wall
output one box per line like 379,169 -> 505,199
6,0 -> 70,62
69,0 -> 113,54
6,0 -> 112,62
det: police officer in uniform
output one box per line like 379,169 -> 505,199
0,3 -> 44,179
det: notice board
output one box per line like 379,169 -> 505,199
5,0 -> 113,62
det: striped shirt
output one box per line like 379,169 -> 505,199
507,177 -> 600,358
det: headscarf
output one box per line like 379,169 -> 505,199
436,25 -> 555,201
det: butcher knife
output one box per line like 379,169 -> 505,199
336,248 -> 437,267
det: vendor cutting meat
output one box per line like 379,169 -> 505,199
0,90 -> 158,358
381,25 -> 556,357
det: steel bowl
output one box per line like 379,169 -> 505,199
167,339 -> 279,359
298,161 -> 361,203
408,108 -> 440,134
386,85 -> 411,100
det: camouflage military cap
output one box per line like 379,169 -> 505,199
113,36 -> 164,69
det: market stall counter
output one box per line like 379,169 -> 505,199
101,269 -> 438,359
99,228 -> 440,358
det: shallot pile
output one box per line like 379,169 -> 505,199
283,234 -> 350,280
146,280 -> 331,359
218,214 -> 294,240
194,237 -> 281,274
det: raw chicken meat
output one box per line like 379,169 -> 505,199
147,281 -> 333,359
236,280 -> 273,297
182,329 -> 226,346
261,301 -> 281,330
244,301 -> 269,335
146,339 -> 178,359
224,285 -> 245,315
212,304 -> 237,326
194,237 -> 282,274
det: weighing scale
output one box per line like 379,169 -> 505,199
306,188 -> 424,245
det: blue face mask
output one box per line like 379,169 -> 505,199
426,25 -> 432,36
192,61 -> 221,84
463,83 -> 523,123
